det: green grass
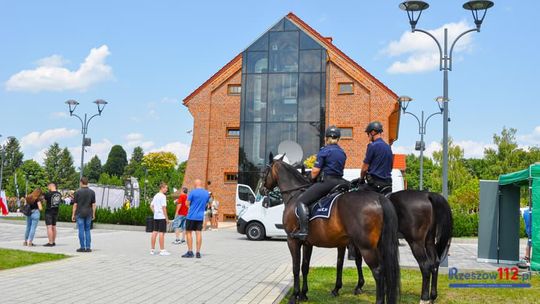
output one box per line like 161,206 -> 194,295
280,267 -> 540,303
0,248 -> 69,270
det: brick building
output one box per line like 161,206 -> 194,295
182,13 -> 401,221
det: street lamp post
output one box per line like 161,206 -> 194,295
65,99 -> 108,180
399,1 -> 494,198
398,96 -> 446,190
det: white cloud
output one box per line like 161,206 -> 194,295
382,21 -> 473,74
160,97 -> 177,104
150,141 -> 191,162
393,141 -> 442,158
518,126 -> 540,147
393,140 -> 494,159
5,45 -> 113,92
20,128 -> 78,149
50,111 -> 68,119
125,133 -> 154,150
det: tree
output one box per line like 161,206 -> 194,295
59,148 -> 77,189
1,137 -> 24,188
103,145 -> 128,177
98,172 -> 123,186
84,155 -> 102,183
142,152 -> 178,193
431,138 -> 473,194
43,143 -> 62,185
404,154 -> 436,191
483,127 -> 529,179
5,160 -> 47,197
124,146 -> 144,179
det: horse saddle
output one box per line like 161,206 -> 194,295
295,182 -> 350,221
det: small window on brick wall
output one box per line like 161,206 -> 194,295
227,127 -> 240,138
224,172 -> 238,183
340,127 -> 353,139
228,84 -> 242,95
338,82 -> 354,95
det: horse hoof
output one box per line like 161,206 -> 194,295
331,290 -> 339,297
298,294 -> 308,301
354,288 -> 363,295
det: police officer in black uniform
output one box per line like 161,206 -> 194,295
292,126 -> 347,240
359,121 -> 393,194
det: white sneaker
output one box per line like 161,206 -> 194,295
159,250 -> 171,256
150,250 -> 155,255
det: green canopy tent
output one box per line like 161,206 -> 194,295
499,163 -> 540,271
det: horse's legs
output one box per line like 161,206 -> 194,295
426,230 -> 440,302
410,241 -> 433,303
360,248 -> 384,304
300,244 -> 313,301
287,238 -> 302,304
332,246 -> 346,297
354,246 -> 365,295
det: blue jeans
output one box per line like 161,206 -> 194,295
77,216 -> 92,249
25,209 -> 40,241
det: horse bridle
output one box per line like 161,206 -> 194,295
262,161 -> 310,205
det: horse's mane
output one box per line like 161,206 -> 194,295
275,160 -> 310,184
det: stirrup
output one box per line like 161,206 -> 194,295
291,230 -> 308,241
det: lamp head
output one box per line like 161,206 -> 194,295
399,1 -> 429,30
65,99 -> 79,115
94,99 -> 108,114
435,96 -> 449,112
398,95 -> 413,112
463,1 -> 494,30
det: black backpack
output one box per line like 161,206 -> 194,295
22,202 -> 33,216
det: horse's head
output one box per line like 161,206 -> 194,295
261,153 -> 286,195
26,188 -> 43,204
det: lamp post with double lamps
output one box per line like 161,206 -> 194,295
398,96 -> 446,190
399,1 -> 494,198
65,99 -> 108,180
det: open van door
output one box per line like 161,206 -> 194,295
236,184 -> 256,217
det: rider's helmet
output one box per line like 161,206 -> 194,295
365,121 -> 383,134
325,126 -> 341,139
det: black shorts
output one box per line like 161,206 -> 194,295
185,219 -> 203,231
45,210 -> 59,226
152,219 -> 167,233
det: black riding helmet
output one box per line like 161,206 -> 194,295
325,125 -> 341,139
365,121 -> 383,134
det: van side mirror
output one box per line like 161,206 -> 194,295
262,197 -> 269,208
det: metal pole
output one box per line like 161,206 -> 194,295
419,111 -> 425,191
442,28 -> 449,199
0,148 -> 4,193
80,114 -> 87,181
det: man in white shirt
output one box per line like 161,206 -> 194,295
150,182 -> 170,256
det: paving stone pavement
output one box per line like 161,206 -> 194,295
0,221 -> 528,304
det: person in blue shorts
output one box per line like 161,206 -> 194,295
522,207 -> 532,264
181,179 -> 210,259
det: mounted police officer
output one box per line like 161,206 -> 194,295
292,126 -> 347,240
359,121 -> 393,194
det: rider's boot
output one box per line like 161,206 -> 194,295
292,202 -> 309,241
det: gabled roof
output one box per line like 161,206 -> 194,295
183,12 -> 398,104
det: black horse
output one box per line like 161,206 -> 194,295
263,158 -> 401,304
334,190 -> 452,304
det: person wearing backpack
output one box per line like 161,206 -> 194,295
43,182 -> 63,247
23,188 -> 43,246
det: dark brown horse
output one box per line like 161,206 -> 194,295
263,159 -> 400,304
335,190 -> 452,304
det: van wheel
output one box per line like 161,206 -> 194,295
246,222 -> 265,241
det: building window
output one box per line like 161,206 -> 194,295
227,127 -> 240,138
228,84 -> 242,95
224,172 -> 239,183
338,82 -> 354,95
340,127 -> 353,139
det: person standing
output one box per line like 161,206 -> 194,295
182,179 -> 209,258
172,187 -> 188,245
204,193 -> 213,231
71,177 -> 96,253
24,189 -> 43,246
150,182 -> 170,256
44,182 -> 62,247
211,194 -> 219,230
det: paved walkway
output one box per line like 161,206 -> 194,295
0,220 -> 528,304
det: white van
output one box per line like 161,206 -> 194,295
236,169 -> 405,240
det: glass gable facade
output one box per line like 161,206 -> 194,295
239,17 -> 327,188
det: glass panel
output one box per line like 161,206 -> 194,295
248,33 -> 268,51
266,123 -> 297,159
268,74 -> 298,122
246,52 -> 268,73
284,18 -> 298,31
341,128 -> 353,138
298,123 -> 322,160
238,172 -> 262,192
300,31 -> 322,50
298,73 -> 321,121
269,32 -> 299,72
269,19 -> 284,31
339,83 -> 353,94
240,123 -> 266,171
299,50 -> 321,72
244,74 -> 267,122
227,128 -> 240,137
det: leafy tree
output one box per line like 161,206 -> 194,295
1,137 -> 24,188
19,160 -> 48,192
430,138 -> 473,194
124,146 -> 145,179
98,172 -> 123,186
84,155 -> 102,183
482,127 -> 523,179
142,152 -> 178,193
404,154 -> 436,191
43,143 -> 62,185
103,145 -> 128,177
59,148 -> 77,189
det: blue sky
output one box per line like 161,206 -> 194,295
1,1 -> 538,169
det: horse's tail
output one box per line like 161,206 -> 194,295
379,195 -> 400,304
428,192 -> 453,262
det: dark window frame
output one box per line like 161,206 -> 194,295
226,127 -> 240,138
224,172 -> 239,183
338,82 -> 354,95
339,127 -> 353,139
